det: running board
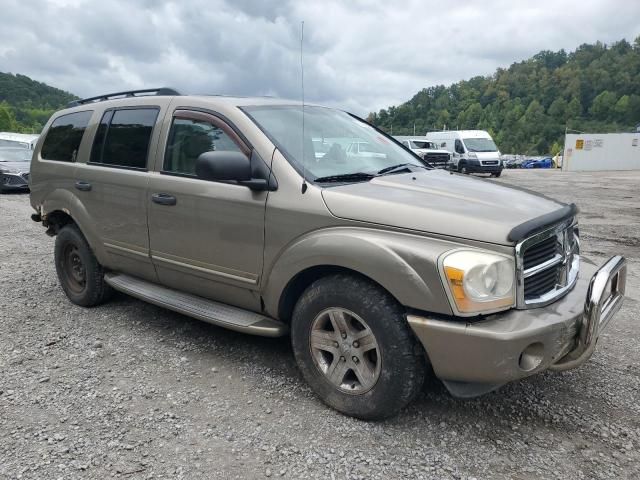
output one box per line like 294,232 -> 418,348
104,273 -> 287,337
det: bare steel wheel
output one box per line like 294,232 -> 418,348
291,274 -> 427,420
309,308 -> 381,394
61,244 -> 87,294
54,224 -> 113,307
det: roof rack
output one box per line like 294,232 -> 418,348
67,87 -> 181,108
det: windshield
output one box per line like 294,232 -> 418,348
410,140 -> 435,149
243,106 -> 424,180
0,148 -> 32,162
0,139 -> 31,149
463,137 -> 498,152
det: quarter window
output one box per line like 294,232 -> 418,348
164,117 -> 242,175
41,111 -> 93,162
90,108 -> 159,169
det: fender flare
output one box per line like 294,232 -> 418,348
262,227 -> 454,319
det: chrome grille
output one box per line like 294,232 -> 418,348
523,235 -> 560,269
516,218 -> 579,308
424,153 -> 450,168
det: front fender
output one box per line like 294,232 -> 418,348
262,227 -> 455,318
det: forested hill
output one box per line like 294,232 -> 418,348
0,72 -> 77,133
368,38 -> 640,155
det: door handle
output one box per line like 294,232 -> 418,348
75,181 -> 92,191
151,193 -> 177,206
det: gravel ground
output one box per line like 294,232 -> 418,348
1,169 -> 638,480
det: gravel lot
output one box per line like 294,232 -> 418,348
1,169 -> 638,479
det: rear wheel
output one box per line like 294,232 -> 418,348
291,274 -> 426,420
54,224 -> 112,307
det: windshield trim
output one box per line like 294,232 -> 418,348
240,105 -> 432,185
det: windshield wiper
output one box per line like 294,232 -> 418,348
377,163 -> 429,175
314,172 -> 376,183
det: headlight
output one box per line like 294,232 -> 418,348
467,152 -> 478,159
439,250 -> 515,315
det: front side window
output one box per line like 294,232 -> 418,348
463,137 -> 498,152
41,111 -> 93,162
164,117 -> 242,175
242,106 -> 424,181
454,139 -> 465,154
90,108 -> 159,169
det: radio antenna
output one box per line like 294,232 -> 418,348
300,21 -> 308,194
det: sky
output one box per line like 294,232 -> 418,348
1,0 -> 639,115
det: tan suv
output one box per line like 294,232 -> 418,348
29,88 -> 627,419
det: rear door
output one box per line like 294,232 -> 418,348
34,110 -> 94,202
147,109 -> 267,311
74,104 -> 167,281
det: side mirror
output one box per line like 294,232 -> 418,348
195,150 -> 274,191
196,151 -> 251,182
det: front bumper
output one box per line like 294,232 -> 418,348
466,162 -> 502,174
407,256 -> 626,396
1,173 -> 29,191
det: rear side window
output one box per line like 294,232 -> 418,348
90,108 -> 159,169
41,111 -> 93,162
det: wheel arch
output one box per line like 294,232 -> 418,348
39,191 -> 108,264
262,228 -> 454,321
276,265 -> 389,324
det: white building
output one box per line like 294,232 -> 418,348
563,133 -> 640,171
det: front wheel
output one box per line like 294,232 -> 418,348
491,170 -> 502,178
458,162 -> 468,174
291,274 -> 426,420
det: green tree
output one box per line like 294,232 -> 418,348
0,102 -> 16,130
590,90 -> 618,120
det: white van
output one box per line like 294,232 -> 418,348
425,130 -> 502,176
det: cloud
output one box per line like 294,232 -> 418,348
0,0 -> 638,115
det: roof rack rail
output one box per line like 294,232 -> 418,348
67,87 -> 181,108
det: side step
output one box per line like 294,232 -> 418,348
104,273 -> 288,337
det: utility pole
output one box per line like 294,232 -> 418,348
413,122 -> 416,136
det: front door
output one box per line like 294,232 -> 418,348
147,109 -> 267,311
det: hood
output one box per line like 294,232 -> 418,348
0,161 -> 30,174
321,170 -> 566,245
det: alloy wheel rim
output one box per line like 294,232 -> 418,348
309,307 -> 381,394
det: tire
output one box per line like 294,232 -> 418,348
291,274 -> 426,420
492,170 -> 502,178
458,162 -> 468,174
54,224 -> 113,307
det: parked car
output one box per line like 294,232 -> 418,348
522,157 -> 553,169
503,157 -> 525,169
0,147 -> 32,192
345,141 -> 387,160
29,88 -> 627,420
394,136 -> 451,169
0,132 -> 40,150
